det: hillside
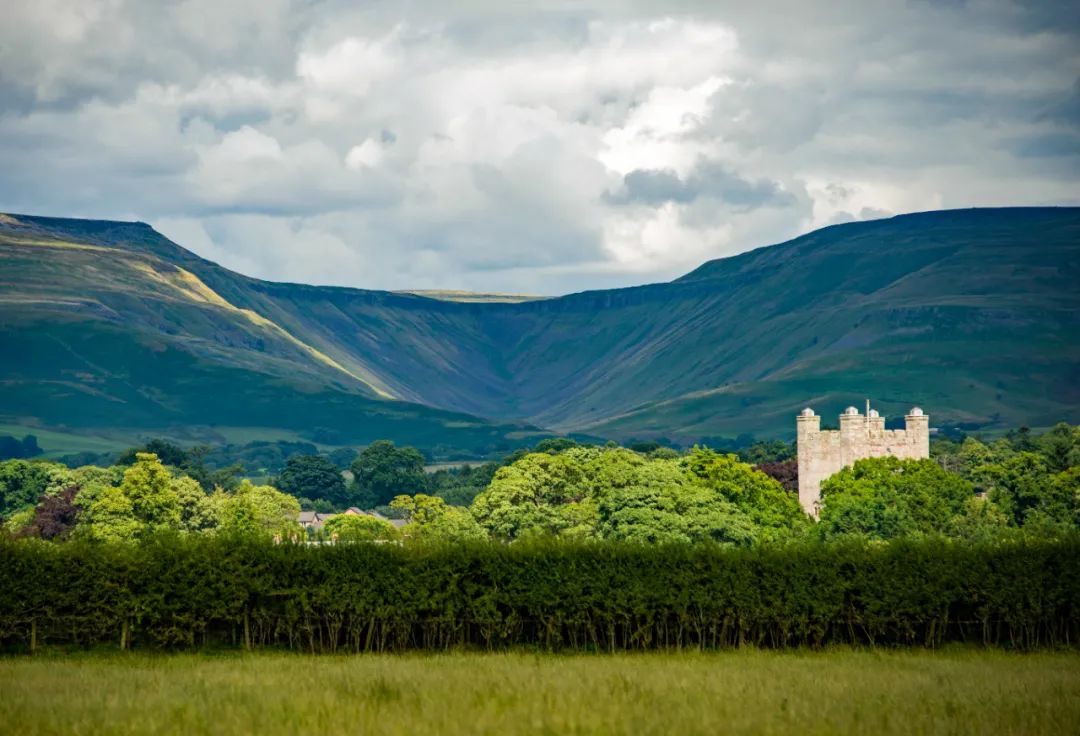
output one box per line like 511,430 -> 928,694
0,215 -> 545,455
1,208 -> 1078,448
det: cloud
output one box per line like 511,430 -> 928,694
609,158 -> 796,209
0,1 -> 1077,294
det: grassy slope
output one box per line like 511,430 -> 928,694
2,208 -> 1078,444
150,208 -> 1080,438
0,219 -> 542,454
1,650 -> 1078,735
585,208 -> 1080,438
212,208 -> 1080,438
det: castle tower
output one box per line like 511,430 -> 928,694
795,403 -> 930,517
795,407 -> 825,515
905,407 -> 930,457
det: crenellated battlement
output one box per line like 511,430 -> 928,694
796,404 -> 929,516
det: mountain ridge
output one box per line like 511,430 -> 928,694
2,207 -> 1078,446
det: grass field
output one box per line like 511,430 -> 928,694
1,649 -> 1077,735
0,423 -> 336,460
0,423 -> 133,459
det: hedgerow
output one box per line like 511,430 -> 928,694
0,535 -> 1077,653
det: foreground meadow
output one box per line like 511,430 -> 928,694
1,649 -> 1078,735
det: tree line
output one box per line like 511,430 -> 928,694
1,424 -> 1078,545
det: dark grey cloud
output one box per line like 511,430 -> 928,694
609,160 -> 795,209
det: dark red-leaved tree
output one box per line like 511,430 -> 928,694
757,459 -> 798,495
21,486 -> 81,540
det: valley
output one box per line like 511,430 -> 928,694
2,207 -> 1077,454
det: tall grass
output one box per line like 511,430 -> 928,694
0,649 -> 1078,735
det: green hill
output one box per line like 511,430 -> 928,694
0,215 -> 545,455
1,208 -> 1077,449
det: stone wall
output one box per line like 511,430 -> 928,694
796,405 -> 929,515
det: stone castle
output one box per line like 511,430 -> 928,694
796,402 -> 929,515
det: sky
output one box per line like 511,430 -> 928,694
1,1 -> 1077,295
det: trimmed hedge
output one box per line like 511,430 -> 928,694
1,536 -> 1077,652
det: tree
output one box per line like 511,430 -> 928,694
0,460 -> 72,519
1007,426 -> 1039,453
121,453 -> 181,530
818,457 -> 973,540
1040,422 -> 1080,473
0,434 -> 43,460
739,440 -> 795,465
391,494 -> 487,541
21,486 -> 80,540
2,507 -> 35,535
173,476 -> 218,533
684,448 -> 808,539
215,480 -> 301,539
80,486 -> 142,543
182,445 -> 243,492
116,439 -> 188,467
986,452 -> 1079,530
626,440 -> 663,454
81,453 -> 181,540
595,455 -> 756,545
534,438 -> 581,454
327,447 -> 358,470
323,513 -> 398,542
276,455 -> 348,507
756,459 -> 798,494
949,496 -> 1010,541
69,465 -> 122,513
427,462 -> 499,506
349,441 -> 427,509
0,434 -> 42,460
471,452 -> 593,540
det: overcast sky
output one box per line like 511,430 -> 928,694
1,1 -> 1077,294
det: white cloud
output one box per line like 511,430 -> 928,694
0,1 -> 1077,293
345,139 -> 385,169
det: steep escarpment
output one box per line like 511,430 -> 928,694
2,207 -> 1077,443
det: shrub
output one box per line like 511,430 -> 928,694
0,535 -> 1076,653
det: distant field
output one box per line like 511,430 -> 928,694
0,423 -> 334,459
400,289 -> 548,303
1,649 -> 1077,735
0,423 -> 132,458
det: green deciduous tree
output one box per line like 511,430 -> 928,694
173,476 -> 218,533
276,455 -> 347,507
427,462 -> 499,506
818,457 -> 973,540
684,448 -> 809,539
597,457 -> 755,545
81,486 -> 142,543
1040,422 -> 1080,473
0,459 -> 72,519
984,452 -> 1080,531
948,496 -> 1010,541
81,453 -> 181,540
349,441 -> 427,509
471,452 -> 593,540
391,494 -> 487,541
121,452 -> 181,530
214,480 -> 301,539
323,513 -> 399,542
